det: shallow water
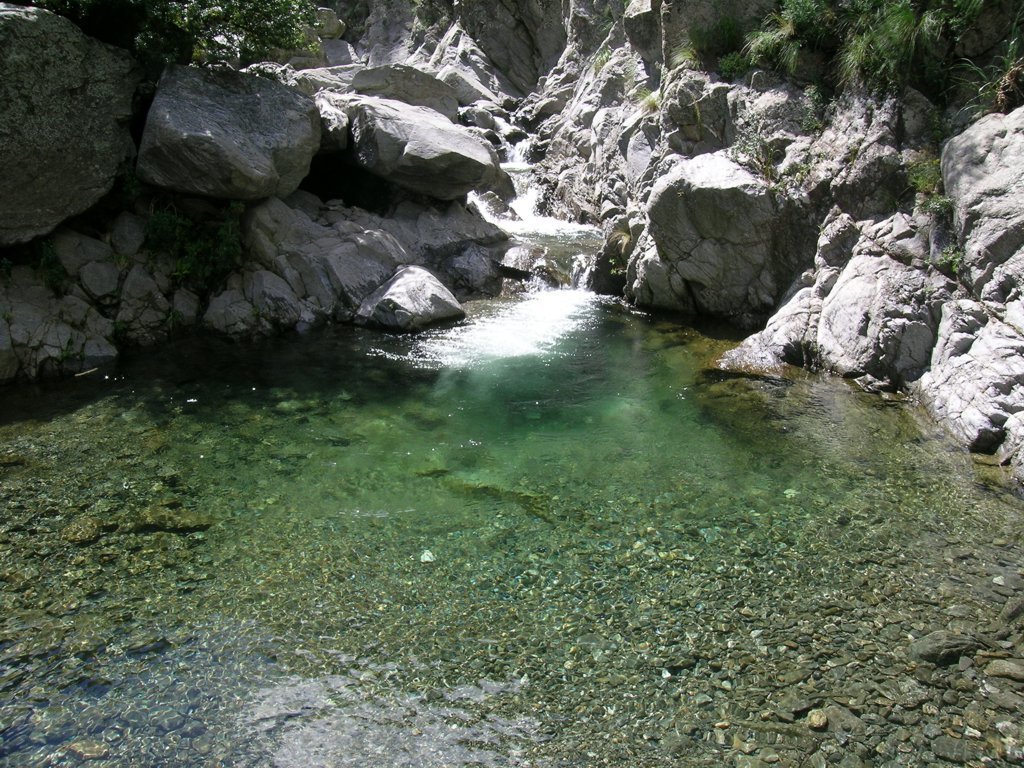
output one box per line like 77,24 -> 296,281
2,223 -> 1024,766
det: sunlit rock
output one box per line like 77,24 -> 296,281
138,65 -> 320,200
356,266 -> 465,331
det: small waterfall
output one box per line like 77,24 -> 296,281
470,158 -> 603,290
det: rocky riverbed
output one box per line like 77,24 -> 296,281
1,302 -> 1023,767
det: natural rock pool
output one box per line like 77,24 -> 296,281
2,221 -> 1024,766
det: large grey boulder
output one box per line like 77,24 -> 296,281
243,196 -> 407,323
942,106 -> 1024,307
720,212 -> 949,390
137,65 -> 321,200
356,266 -> 465,331
0,4 -> 140,245
815,252 -> 941,388
345,96 -> 503,200
316,91 -> 351,151
915,300 -> 1024,453
351,64 -> 460,122
628,152 -> 795,325
318,196 -> 507,294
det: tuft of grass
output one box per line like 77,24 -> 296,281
957,10 -> 1023,116
607,221 -> 633,276
637,88 -> 661,113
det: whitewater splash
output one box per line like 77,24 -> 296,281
470,160 -> 600,242
387,289 -> 604,370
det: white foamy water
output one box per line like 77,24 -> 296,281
398,290 -> 603,370
469,163 -> 601,242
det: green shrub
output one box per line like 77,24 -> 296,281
908,155 -> 942,196
690,15 -> 745,58
144,201 -> 246,292
745,0 -> 833,76
672,15 -> 745,71
800,84 -> 827,132
745,0 -> 988,99
15,0 -> 317,71
919,194 -> 953,218
939,244 -> 964,273
731,116 -> 781,182
718,51 -> 751,80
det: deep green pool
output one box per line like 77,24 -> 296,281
1,287 -> 1022,767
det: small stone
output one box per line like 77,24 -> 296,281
931,734 -> 973,763
61,516 -> 103,545
907,631 -> 979,666
420,550 -> 436,563
985,659 -> 1024,681
807,709 -> 829,730
132,504 -> 212,534
67,740 -> 109,760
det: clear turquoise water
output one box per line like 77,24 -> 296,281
1,286 -> 1022,766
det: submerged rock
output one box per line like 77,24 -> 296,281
131,504 -> 213,534
356,266 -> 465,331
61,516 -> 103,545
907,630 -> 980,665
